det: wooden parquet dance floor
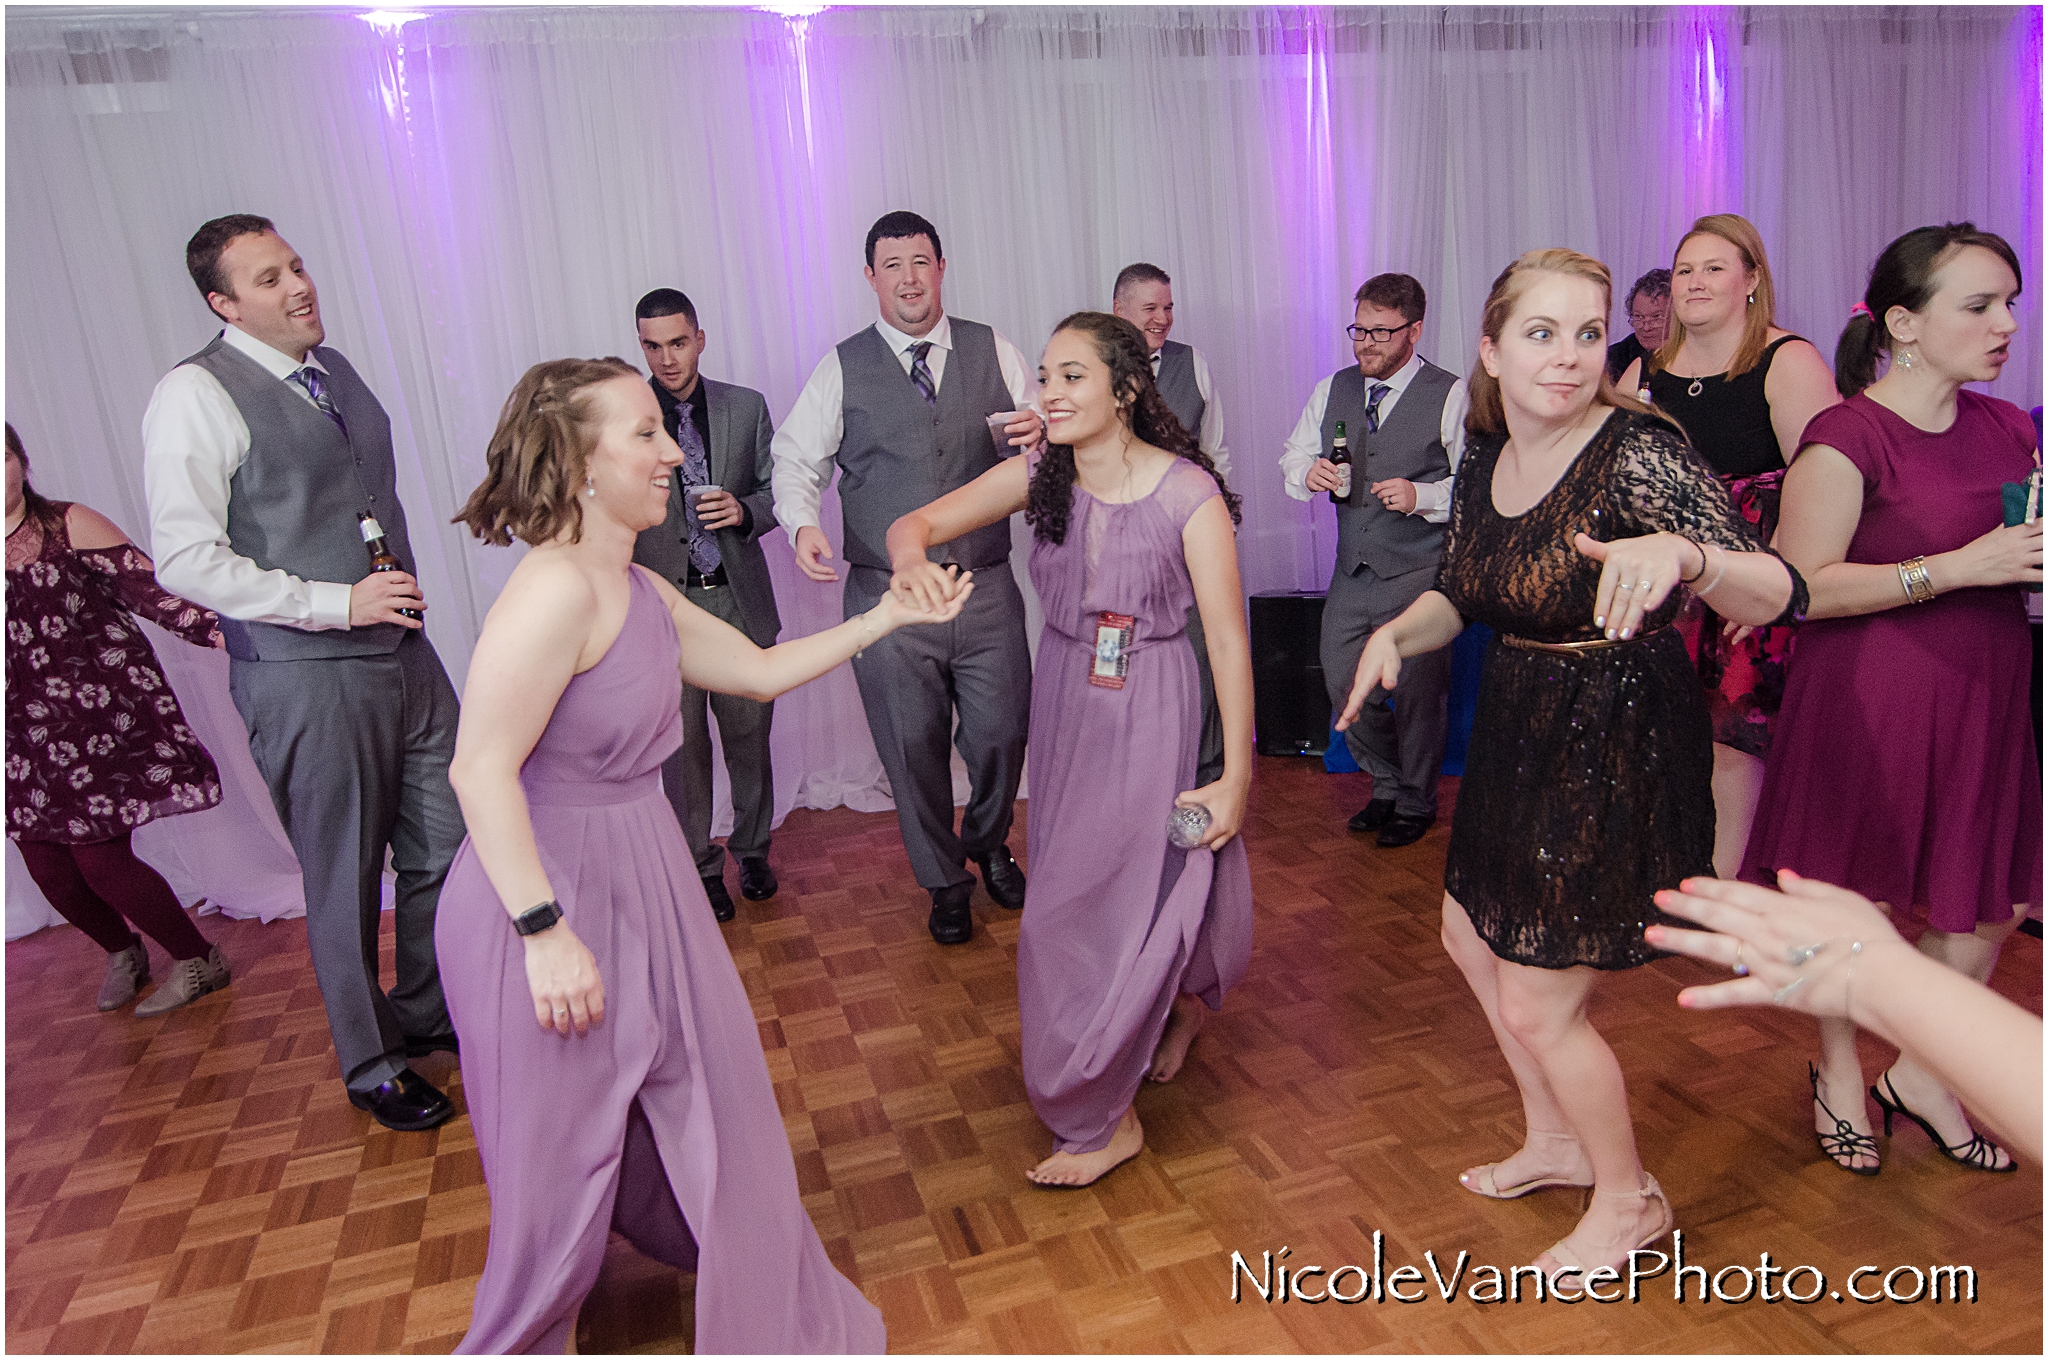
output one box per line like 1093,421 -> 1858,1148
7,756 -> 2041,1353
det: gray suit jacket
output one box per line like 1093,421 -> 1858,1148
637,377 -> 783,647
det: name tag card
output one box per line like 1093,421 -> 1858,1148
1090,611 -> 1136,689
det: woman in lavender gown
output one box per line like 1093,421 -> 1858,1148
886,313 -> 1255,1187
439,357 -> 965,1353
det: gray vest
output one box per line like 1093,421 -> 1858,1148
834,319 -> 1013,571
182,336 -> 412,660
1154,340 -> 1206,444
1325,358 -> 1458,578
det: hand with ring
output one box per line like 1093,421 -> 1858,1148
1572,530 -> 1698,641
1645,869 -> 1909,1021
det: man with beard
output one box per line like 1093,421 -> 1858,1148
1280,273 -> 1468,847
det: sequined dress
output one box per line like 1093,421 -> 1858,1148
1435,410 -> 1805,969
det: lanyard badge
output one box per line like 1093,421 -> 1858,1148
1090,611 -> 1136,689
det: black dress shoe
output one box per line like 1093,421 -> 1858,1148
928,885 -> 974,945
348,1068 -> 455,1132
738,856 -> 778,901
1347,798 -> 1397,833
1376,813 -> 1436,848
403,1032 -> 460,1059
972,845 -> 1027,910
702,874 -> 737,923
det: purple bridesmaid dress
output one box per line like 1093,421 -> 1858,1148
1018,455 -> 1255,1154
436,567 -> 883,1354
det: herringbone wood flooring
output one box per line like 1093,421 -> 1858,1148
7,756 -> 2041,1352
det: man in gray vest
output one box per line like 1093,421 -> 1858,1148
632,287 -> 782,923
143,216 -> 460,1131
771,211 -> 1041,945
1111,261 -> 1232,786
1280,272 -> 1469,847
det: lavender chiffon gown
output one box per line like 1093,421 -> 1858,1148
1018,455 -> 1255,1154
436,567 -> 883,1354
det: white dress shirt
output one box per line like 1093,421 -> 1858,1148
142,324 -> 355,630
1150,344 -> 1231,478
770,313 -> 1038,535
1279,352 -> 1469,523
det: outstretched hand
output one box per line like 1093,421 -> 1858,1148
1336,627 -> 1402,731
891,559 -> 970,615
1646,869 -> 1908,1020
1573,531 -> 1699,641
880,568 -> 974,630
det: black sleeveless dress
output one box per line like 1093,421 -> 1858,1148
1434,410 -> 1805,970
1645,335 -> 1808,757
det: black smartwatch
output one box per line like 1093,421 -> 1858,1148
513,900 -> 563,937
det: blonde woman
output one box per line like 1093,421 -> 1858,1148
1343,251 -> 1801,1281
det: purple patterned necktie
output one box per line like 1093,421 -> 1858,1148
288,366 -> 345,431
674,410 -> 723,574
1364,382 -> 1390,434
909,341 -> 938,407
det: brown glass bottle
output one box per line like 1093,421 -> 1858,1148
1328,420 -> 1352,503
358,513 -> 423,621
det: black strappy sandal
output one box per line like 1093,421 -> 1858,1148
1810,1063 -> 1879,1176
1870,1071 -> 2016,1173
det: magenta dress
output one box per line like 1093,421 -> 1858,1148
1017,455 -> 1255,1155
1742,391 -> 2042,927
436,567 -> 883,1354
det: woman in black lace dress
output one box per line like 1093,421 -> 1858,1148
1338,251 -> 1803,1283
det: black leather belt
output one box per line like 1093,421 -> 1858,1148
682,564 -> 728,590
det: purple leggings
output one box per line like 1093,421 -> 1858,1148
14,834 -> 212,961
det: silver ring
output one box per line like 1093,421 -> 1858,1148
1636,580 -> 1654,590
1615,580 -> 1636,591
1784,940 -> 1828,968
1772,975 -> 1810,1004
1732,943 -> 1748,977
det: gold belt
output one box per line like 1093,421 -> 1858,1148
1500,626 -> 1669,654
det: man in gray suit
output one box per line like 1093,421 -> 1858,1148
1280,272 -> 1469,847
143,215 -> 458,1130
771,211 -> 1041,945
632,287 -> 782,922
1111,261 -> 1231,787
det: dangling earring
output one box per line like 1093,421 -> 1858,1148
1895,348 -> 1915,371
585,476 -> 596,497
1746,292 -> 1756,306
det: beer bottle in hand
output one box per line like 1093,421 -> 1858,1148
358,512 -> 423,621
1329,420 -> 1352,504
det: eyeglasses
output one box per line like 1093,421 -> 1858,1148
1628,310 -> 1666,329
1346,321 -> 1417,344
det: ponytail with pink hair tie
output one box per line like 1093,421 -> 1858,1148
1849,301 -> 1874,319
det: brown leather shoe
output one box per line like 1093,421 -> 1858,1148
133,945 -> 229,1017
97,936 -> 149,1011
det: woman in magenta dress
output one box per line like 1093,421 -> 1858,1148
885,312 -> 1255,1188
438,357 -> 961,1352
1745,223 -> 2041,1176
5,423 -> 231,1016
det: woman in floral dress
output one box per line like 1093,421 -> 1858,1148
5,423 -> 231,1016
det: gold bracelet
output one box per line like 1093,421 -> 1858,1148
1897,556 -> 1936,604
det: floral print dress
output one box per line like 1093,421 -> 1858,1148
6,505 -> 222,844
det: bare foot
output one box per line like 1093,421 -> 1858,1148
1027,1108 -> 1143,1187
1459,1128 -> 1593,1198
1147,993 -> 1206,1082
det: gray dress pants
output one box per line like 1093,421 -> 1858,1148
844,564 -> 1030,893
228,631 -> 465,1092
660,582 -> 774,878
1320,560 -> 1452,818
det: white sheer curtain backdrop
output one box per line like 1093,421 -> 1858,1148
7,6 -> 2039,938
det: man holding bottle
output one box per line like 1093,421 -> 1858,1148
1279,273 -> 1468,847
143,215 -> 462,1130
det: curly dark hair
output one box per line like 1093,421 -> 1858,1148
1022,312 -> 1241,546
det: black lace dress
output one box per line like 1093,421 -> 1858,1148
1435,409 -> 1806,969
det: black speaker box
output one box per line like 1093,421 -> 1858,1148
1250,591 -> 1329,756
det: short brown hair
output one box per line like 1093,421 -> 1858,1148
186,214 -> 276,319
1355,273 -> 1427,325
455,358 -> 640,547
